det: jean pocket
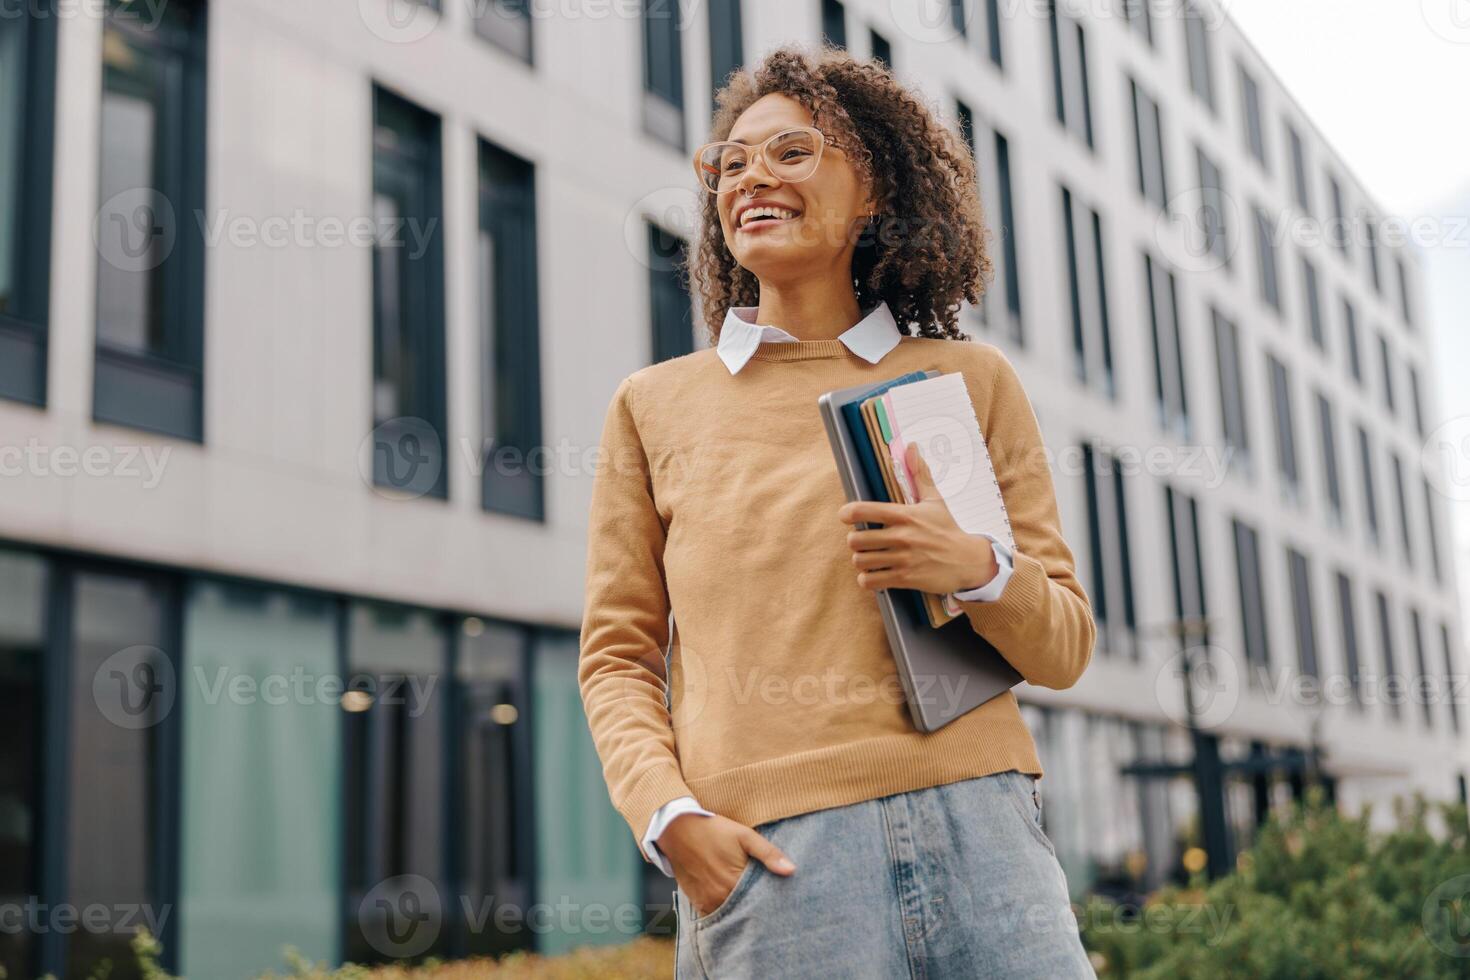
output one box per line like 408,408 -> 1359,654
999,770 -> 1055,857
692,855 -> 762,929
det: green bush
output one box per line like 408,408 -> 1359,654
1081,792 -> 1470,979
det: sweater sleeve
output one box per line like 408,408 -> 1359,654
953,350 -> 1097,689
577,375 -> 698,849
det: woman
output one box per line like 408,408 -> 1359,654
579,44 -> 1096,978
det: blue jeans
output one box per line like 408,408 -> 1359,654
673,770 -> 1095,979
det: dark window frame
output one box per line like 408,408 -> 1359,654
641,0 -> 686,149
0,8 -> 58,406
477,139 -> 545,521
92,0 -> 209,442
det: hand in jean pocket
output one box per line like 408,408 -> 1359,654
661,811 -> 797,917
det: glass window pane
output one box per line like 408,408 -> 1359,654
0,18 -> 23,314
66,572 -> 169,980
177,582 -> 341,977
96,28 -> 165,353
0,550 -> 46,979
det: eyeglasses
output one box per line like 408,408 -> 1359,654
692,126 -> 836,195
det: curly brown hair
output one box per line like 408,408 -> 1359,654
689,42 -> 993,345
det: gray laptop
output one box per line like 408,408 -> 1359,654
818,375 -> 1023,733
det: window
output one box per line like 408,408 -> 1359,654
1252,205 -> 1280,312
649,223 -> 693,362
822,0 -> 847,48
1238,62 -> 1267,169
1356,424 -> 1378,544
453,620 -> 535,957
474,0 -> 532,63
1266,353 -> 1299,499
1060,184 -> 1113,394
343,603 -> 451,964
1327,172 -> 1349,255
0,9 -> 57,406
1286,548 -> 1318,679
1341,294 -> 1361,383
1213,309 -> 1250,472
1081,443 -> 1138,657
1047,0 -> 1094,149
94,0 -> 208,441
1335,572 -> 1363,707
1195,146 -> 1229,268
1377,332 -> 1395,414
641,0 -> 685,149
951,0 -> 968,37
1364,215 -> 1382,294
1395,255 -> 1414,327
0,551 -> 45,978
1300,255 -> 1324,349
1442,623 -> 1461,733
1144,251 -> 1187,436
478,140 -> 544,520
1388,451 -> 1413,570
1374,590 -> 1400,721
66,570 -> 181,979
1232,519 -> 1271,681
1407,363 -> 1426,437
1182,1 -> 1214,109
1423,476 -> 1443,584
1286,122 -> 1311,214
962,107 -> 1022,344
1315,392 -> 1342,523
993,130 -> 1022,339
1123,0 -> 1153,45
1164,485 -> 1209,642
869,29 -> 892,68
1409,608 -> 1433,728
985,0 -> 1004,68
1129,77 -> 1168,212
371,87 -> 448,500
707,0 -> 743,109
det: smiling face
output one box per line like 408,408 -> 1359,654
716,93 -> 877,282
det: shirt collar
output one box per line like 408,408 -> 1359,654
715,300 -> 903,375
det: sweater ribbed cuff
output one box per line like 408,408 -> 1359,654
954,549 -> 1047,637
615,763 -> 697,854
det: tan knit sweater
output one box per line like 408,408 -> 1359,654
578,336 -> 1095,849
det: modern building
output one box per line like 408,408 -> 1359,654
0,0 -> 1462,977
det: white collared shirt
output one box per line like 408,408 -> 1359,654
641,301 -> 1015,876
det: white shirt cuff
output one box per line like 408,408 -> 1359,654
951,533 -> 1014,602
641,795 -> 715,877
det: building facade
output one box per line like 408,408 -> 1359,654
0,0 -> 1462,976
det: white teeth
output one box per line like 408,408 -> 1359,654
740,206 -> 799,227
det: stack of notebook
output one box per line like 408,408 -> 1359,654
840,371 -> 1015,629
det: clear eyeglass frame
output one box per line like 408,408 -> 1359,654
692,125 -> 838,195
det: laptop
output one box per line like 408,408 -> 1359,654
818,375 -> 1023,732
